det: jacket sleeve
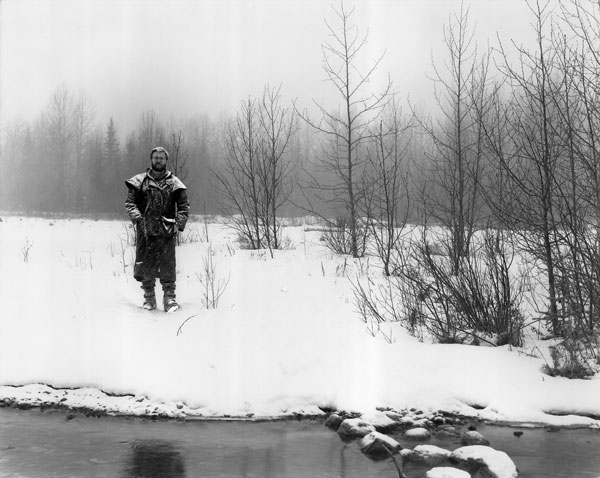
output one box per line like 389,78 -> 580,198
125,184 -> 142,223
175,188 -> 190,231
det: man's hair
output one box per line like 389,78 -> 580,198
150,146 -> 170,161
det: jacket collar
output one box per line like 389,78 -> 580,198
146,168 -> 172,183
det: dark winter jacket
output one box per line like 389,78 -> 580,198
125,169 -> 190,236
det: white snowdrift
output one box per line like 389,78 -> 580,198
1,216 -> 599,426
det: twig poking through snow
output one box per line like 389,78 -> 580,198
177,314 -> 199,336
22,237 -> 33,262
196,243 -> 230,309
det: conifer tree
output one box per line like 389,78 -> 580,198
103,117 -> 122,211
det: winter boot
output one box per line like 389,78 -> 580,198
142,281 -> 156,310
163,287 -> 178,313
143,292 -> 157,310
164,295 -> 179,313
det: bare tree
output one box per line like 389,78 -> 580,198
415,4 -> 489,272
297,1 -> 392,258
557,1 -> 600,231
216,96 -> 263,248
165,124 -> 191,245
487,0 -> 563,334
215,87 -> 297,253
181,114 -> 218,212
366,99 -> 413,276
167,127 -> 189,182
72,91 -> 95,210
257,84 -> 297,251
137,110 -> 161,170
540,0 -> 600,348
44,84 -> 75,210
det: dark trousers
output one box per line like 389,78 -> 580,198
134,231 -> 177,297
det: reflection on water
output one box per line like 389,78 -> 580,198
473,424 -> 600,478
0,407 -> 599,478
0,408 -> 394,478
121,440 -> 186,478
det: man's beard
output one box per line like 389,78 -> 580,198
151,163 -> 166,172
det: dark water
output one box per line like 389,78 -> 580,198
0,407 -> 599,477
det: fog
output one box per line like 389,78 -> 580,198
0,0 -> 534,131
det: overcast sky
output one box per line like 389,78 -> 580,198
0,0 -> 535,132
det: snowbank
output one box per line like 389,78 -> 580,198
1,216 -> 600,427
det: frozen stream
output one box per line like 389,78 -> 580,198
0,407 -> 599,477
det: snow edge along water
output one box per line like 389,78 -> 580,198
2,383 -> 600,432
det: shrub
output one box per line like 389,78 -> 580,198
353,228 -> 527,346
321,216 -> 368,257
542,322 -> 598,379
196,243 -> 230,309
543,341 -> 595,379
178,225 -> 204,244
401,229 -> 526,345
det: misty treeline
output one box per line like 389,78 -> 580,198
0,84 -> 328,220
0,90 -> 287,217
2,0 -> 600,369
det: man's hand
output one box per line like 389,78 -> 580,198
162,216 -> 178,237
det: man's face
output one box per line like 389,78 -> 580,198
151,152 -> 167,172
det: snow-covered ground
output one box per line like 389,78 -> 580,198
1,215 -> 599,427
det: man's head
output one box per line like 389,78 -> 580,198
150,146 -> 169,173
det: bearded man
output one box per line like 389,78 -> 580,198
125,146 -> 190,312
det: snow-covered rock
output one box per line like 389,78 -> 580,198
337,418 -> 376,439
426,467 -> 472,478
451,445 -> 518,478
413,417 -> 432,428
384,410 -> 403,422
433,415 -> 447,425
361,410 -> 400,432
358,431 -> 402,460
403,426 -> 432,441
412,444 -> 452,466
399,415 -> 415,426
461,430 -> 490,446
399,447 -> 415,463
324,413 -> 344,431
